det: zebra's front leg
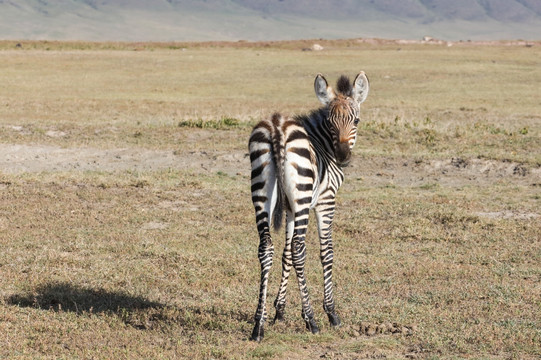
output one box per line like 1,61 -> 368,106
273,211 -> 294,323
251,231 -> 274,342
292,227 -> 319,334
315,204 -> 341,327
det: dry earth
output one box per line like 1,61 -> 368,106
2,142 -> 539,185
2,140 -> 539,219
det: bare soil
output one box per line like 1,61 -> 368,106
2,142 -> 539,185
2,140 -> 539,221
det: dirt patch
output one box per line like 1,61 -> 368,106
141,221 -> 168,230
347,156 -> 541,187
0,143 -> 248,177
45,130 -> 67,138
1,144 -> 539,190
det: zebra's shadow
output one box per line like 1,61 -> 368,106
7,281 -> 161,313
6,281 -> 167,329
6,281 -> 250,330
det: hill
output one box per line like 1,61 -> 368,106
0,0 -> 540,41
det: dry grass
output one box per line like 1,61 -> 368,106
0,40 -> 540,359
1,40 -> 539,161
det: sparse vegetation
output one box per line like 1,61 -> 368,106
0,41 -> 539,359
178,117 -> 243,129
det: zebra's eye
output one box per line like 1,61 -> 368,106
354,118 -> 360,126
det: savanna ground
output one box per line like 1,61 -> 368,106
0,39 -> 540,359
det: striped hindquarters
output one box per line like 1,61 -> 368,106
249,113 -> 284,232
248,113 -> 316,232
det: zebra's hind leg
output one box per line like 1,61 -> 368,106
292,231 -> 319,334
273,211 -> 294,323
250,179 -> 276,341
315,203 -> 341,328
251,230 -> 274,341
249,122 -> 279,341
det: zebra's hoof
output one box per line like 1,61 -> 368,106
305,317 -> 320,334
250,323 -> 264,342
327,312 -> 341,327
273,310 -> 285,324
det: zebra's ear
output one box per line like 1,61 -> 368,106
352,71 -> 369,104
314,74 -> 336,105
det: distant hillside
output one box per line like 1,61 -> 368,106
1,0 -> 540,41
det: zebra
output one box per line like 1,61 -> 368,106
248,72 -> 370,341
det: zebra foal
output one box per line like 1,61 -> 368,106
248,72 -> 370,341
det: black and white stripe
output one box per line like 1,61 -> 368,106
249,72 -> 369,341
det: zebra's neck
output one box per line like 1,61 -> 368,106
298,108 -> 334,159
297,108 -> 345,184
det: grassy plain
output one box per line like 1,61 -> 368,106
0,40 -> 540,359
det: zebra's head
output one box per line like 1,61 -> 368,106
314,72 -> 369,167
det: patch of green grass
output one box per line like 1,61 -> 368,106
178,117 -> 243,129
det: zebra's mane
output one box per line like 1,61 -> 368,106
336,75 -> 352,97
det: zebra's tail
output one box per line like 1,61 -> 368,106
271,113 -> 286,231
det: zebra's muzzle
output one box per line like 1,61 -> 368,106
335,142 -> 351,167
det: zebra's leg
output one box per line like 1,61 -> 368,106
315,202 -> 341,327
251,226 -> 274,341
250,181 -> 276,341
291,212 -> 319,334
249,124 -> 279,341
273,211 -> 294,323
